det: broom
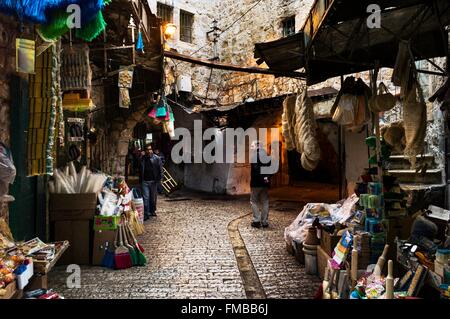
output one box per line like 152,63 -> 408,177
125,220 -> 145,253
125,223 -> 146,266
126,210 -> 145,236
121,218 -> 138,266
114,224 -> 132,270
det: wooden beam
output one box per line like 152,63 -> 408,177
163,50 -> 306,79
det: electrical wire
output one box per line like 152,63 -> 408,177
172,0 -> 263,66
218,0 -> 264,37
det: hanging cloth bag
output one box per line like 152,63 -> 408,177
369,82 -> 396,113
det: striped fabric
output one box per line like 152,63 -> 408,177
27,45 -> 59,176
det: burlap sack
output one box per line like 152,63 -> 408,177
403,84 -> 427,168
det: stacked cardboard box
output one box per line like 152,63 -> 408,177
49,193 -> 96,265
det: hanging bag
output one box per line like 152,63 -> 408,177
369,82 -> 396,113
332,94 -> 357,125
156,96 -> 168,118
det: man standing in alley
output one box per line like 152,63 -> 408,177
250,140 -> 271,229
140,144 -> 163,220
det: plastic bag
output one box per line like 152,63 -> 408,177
0,143 -> 16,197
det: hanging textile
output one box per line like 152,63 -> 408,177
27,45 -> 59,176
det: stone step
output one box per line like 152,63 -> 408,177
387,168 -> 443,184
387,154 -> 436,170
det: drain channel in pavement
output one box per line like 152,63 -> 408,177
228,214 -> 266,299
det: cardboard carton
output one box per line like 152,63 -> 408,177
92,230 -> 116,266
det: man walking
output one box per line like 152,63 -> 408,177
140,144 -> 163,220
250,141 -> 271,228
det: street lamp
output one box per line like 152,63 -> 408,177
163,23 -> 177,51
164,23 -> 177,40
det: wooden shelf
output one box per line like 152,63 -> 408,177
32,241 -> 70,275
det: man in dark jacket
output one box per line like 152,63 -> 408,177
250,141 -> 271,228
139,144 -> 163,219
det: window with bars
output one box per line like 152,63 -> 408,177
157,2 -> 173,24
180,10 -> 194,43
282,16 -> 296,37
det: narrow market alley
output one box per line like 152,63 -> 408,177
47,185 -> 336,299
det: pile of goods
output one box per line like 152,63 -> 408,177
96,177 -> 145,236
49,162 -> 108,194
284,194 -> 360,247
281,88 -> 321,171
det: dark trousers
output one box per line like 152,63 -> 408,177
142,181 -> 158,216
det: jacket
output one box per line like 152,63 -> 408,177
139,154 -> 163,183
250,149 -> 271,188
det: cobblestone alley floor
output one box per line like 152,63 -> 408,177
48,185 -> 337,299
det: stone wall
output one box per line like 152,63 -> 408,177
214,0 -> 314,105
149,0 -> 221,104
0,15 -> 17,221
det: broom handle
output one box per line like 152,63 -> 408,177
121,223 -> 130,246
114,224 -> 119,248
118,224 -> 124,246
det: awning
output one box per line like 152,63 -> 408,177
303,0 -> 450,84
193,87 -> 338,116
253,0 -> 450,85
254,33 -> 305,71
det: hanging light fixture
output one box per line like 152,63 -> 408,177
164,23 -> 177,39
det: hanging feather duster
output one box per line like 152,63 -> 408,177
37,10 -> 70,41
75,10 -> 106,42
136,30 -> 144,52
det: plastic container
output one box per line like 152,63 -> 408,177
15,259 -> 34,290
436,249 -> 450,265
303,243 -> 318,275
